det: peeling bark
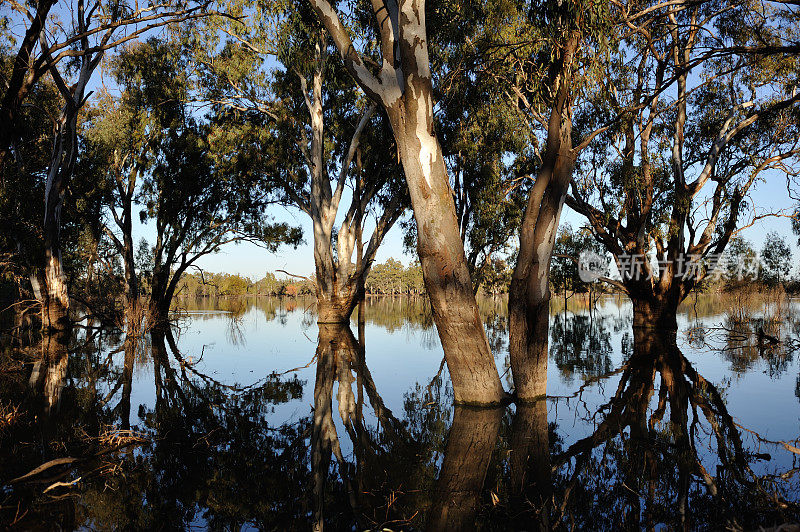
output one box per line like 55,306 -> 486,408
509,35 -> 578,401
307,0 -> 504,404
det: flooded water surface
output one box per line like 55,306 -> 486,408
2,295 -> 800,530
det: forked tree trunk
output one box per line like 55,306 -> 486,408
631,294 -> 680,331
427,405 -> 503,530
308,0 -> 504,405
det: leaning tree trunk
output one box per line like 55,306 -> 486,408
0,0 -> 56,175
508,127 -> 575,400
385,99 -> 504,405
307,0 -> 503,405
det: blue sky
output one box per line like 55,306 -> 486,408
186,172 -> 799,280
10,4 -> 794,281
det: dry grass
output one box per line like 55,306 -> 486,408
79,424 -> 148,448
115,299 -> 155,340
722,288 -> 758,324
762,285 -> 788,323
721,286 -> 789,324
0,401 -> 22,432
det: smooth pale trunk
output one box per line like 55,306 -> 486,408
509,178 -> 570,401
386,100 -> 504,405
508,36 -> 577,402
306,0 -> 503,404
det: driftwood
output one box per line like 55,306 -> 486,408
7,457 -> 78,484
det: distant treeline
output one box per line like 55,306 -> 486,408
175,259 -> 426,298
176,230 -> 800,301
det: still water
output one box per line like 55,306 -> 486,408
2,295 -> 800,530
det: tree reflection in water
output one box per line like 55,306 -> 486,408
1,302 -> 799,529
544,329 -> 799,530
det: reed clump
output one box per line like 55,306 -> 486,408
723,288 -> 758,324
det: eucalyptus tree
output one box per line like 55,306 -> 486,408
305,0 -> 510,403
1,0 -> 218,330
83,39 -> 302,329
187,2 -> 406,324
80,91 -> 144,326
723,237 -> 758,288
0,58 -> 59,303
425,3 -> 532,293
422,0 -> 614,400
305,0 -> 626,402
567,0 -> 800,331
760,232 -> 792,286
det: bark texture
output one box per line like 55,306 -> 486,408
631,294 -> 679,331
308,0 -> 504,404
509,35 -> 578,400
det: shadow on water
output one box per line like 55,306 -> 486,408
1,296 -> 800,529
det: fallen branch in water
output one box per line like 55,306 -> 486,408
277,353 -> 318,376
7,457 -> 78,484
276,269 -> 312,282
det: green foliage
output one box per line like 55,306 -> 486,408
760,232 -> 792,286
77,37 -> 303,309
0,52 -> 107,299
723,237 -> 758,289
175,271 -> 315,297
550,224 -> 605,295
365,258 -> 424,295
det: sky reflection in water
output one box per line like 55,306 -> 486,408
2,295 -> 800,530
